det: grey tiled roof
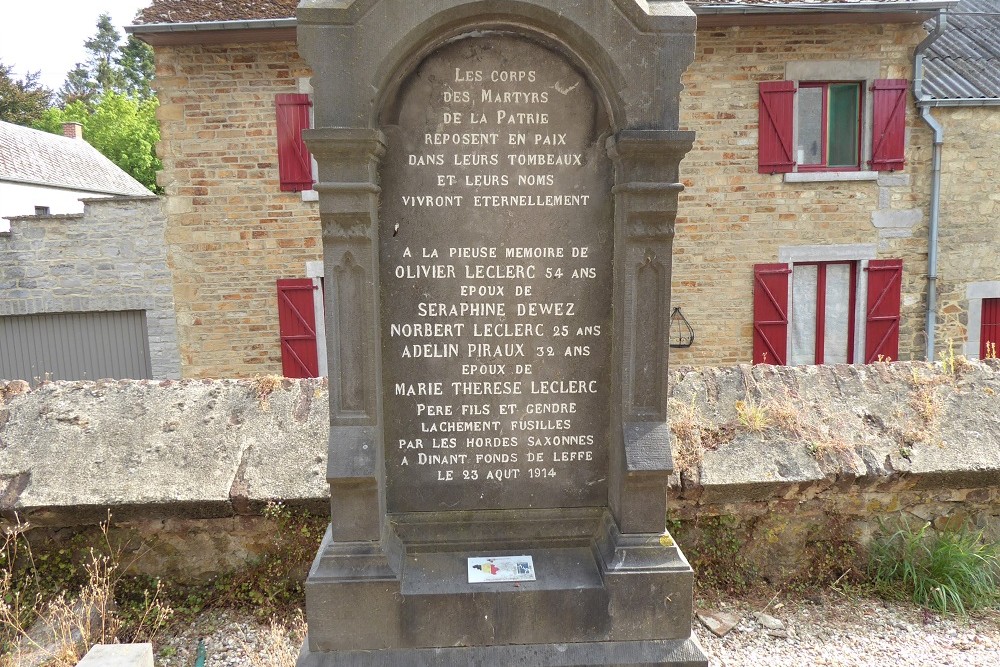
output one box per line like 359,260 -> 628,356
0,122 -> 151,196
132,0 -> 936,24
135,0 -> 297,23
923,0 -> 1000,99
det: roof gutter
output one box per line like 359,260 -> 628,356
913,12 -> 948,361
692,0 -> 957,15
126,18 -> 296,34
918,97 -> 1000,107
126,18 -> 297,45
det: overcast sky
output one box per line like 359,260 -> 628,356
0,0 -> 152,92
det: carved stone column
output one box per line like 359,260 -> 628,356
607,129 -> 694,535
304,127 -> 391,550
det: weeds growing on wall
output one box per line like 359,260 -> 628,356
1,504 -> 326,662
670,515 -> 760,594
0,516 -> 172,665
792,517 -> 863,591
163,502 -> 327,621
869,517 -> 1000,615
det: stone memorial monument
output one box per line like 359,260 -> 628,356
296,1 -> 706,664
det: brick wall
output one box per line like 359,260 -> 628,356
154,25 -> 953,375
929,106 -> 1000,356
154,42 -> 321,378
0,197 -> 181,379
671,23 -> 933,366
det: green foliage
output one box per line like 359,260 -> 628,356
209,503 -> 326,616
59,63 -> 98,108
117,36 -> 156,101
159,503 -> 327,622
1,520 -> 172,658
791,517 -> 862,591
35,93 -> 161,192
60,13 -> 124,107
85,14 -> 124,94
36,13 -> 161,191
0,62 -> 52,125
670,515 -> 759,594
1,527 -> 93,645
869,518 -> 1000,615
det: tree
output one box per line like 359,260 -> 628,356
58,63 -> 97,107
84,13 -> 124,95
58,13 -> 133,106
117,36 -> 155,101
0,61 -> 52,126
36,93 -> 162,193
40,15 -> 161,191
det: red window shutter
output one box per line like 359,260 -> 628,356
753,263 -> 790,365
981,298 -> 1000,359
758,81 -> 796,174
864,259 -> 903,363
870,79 -> 907,172
277,278 -> 319,378
275,93 -> 313,192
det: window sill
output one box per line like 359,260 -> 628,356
301,189 -> 319,202
784,171 -> 878,183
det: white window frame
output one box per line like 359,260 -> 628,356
779,244 -> 878,364
306,260 -> 328,375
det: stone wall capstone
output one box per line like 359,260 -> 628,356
1,362 -> 997,581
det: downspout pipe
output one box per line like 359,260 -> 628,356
913,13 -> 947,361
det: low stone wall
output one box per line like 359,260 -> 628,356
1,361 -> 998,582
667,360 -> 1000,582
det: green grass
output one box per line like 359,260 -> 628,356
869,518 -> 1000,615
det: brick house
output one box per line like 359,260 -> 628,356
128,0 -> 998,378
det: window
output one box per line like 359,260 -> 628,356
796,83 -> 861,170
982,298 -> 1000,359
790,261 -> 858,364
34,206 -> 50,216
758,61 -> 906,175
963,282 -> 1000,359
754,254 -> 902,365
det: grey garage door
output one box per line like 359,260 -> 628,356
0,310 -> 153,381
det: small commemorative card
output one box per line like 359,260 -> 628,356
467,555 -> 536,583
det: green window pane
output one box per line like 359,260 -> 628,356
827,83 -> 860,167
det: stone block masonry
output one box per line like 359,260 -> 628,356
672,23 -> 933,366
1,197 -> 181,379
928,106 -> 1000,357
1,361 -> 996,582
154,42 -> 321,378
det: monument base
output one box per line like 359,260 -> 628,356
297,636 -> 707,667
296,514 -> 708,667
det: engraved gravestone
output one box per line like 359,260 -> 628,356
380,35 -> 613,513
297,1 -> 707,665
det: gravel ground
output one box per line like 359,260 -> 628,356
693,594 -> 1000,667
152,595 -> 999,667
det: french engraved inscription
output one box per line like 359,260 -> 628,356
380,34 -> 613,512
